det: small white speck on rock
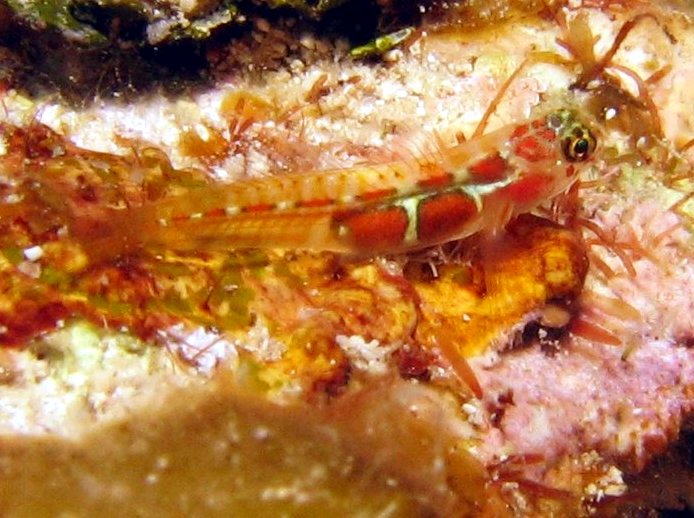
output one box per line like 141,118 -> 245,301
23,245 -> 44,262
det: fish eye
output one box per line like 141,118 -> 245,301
562,127 -> 596,162
574,138 -> 590,156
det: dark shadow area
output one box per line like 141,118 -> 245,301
0,0 -> 421,107
2,22 -> 218,105
619,423 -> 694,516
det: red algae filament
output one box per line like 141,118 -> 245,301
569,317 -> 622,346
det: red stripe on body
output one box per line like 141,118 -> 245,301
511,124 -> 529,138
204,208 -> 226,218
297,198 -> 333,208
501,174 -> 553,204
417,173 -> 453,190
244,203 -> 275,213
514,136 -> 553,162
335,207 -> 408,249
360,188 -> 397,202
469,153 -> 508,183
538,128 -> 557,142
417,192 -> 478,242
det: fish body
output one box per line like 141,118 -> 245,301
73,109 -> 597,258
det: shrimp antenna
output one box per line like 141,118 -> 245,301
572,13 -> 676,89
472,52 -> 572,139
607,63 -> 664,137
555,11 -> 674,140
678,138 -> 694,153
